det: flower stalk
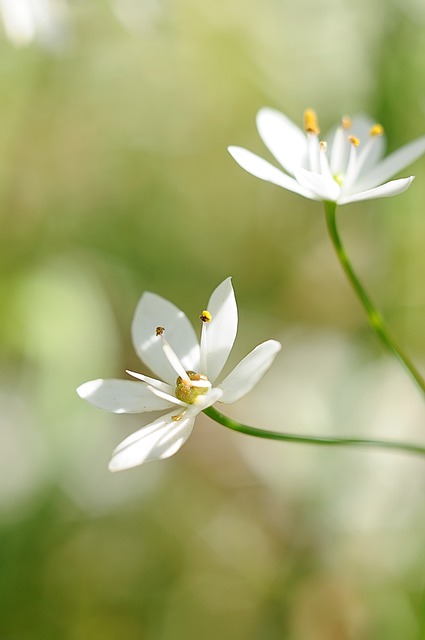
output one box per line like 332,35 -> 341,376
204,406 -> 425,458
323,200 -> 425,397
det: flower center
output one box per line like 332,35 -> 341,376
175,371 -> 210,404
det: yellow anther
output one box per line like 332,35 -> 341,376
156,326 -> 165,336
200,310 -> 212,323
348,135 -> 360,147
370,123 -> 384,137
342,116 -> 352,130
304,108 -> 320,135
319,140 -> 327,151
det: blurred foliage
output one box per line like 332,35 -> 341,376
1,0 -> 425,638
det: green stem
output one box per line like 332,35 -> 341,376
204,406 -> 425,458
323,200 -> 425,397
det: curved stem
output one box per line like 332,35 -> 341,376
204,406 -> 425,458
323,200 -> 425,397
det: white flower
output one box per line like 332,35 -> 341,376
228,107 -> 425,205
77,278 -> 281,471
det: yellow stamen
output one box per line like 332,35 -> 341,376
156,326 -> 165,336
319,140 -> 327,152
370,123 -> 384,137
200,310 -> 212,323
348,135 -> 360,147
304,108 -> 320,135
342,116 -> 352,130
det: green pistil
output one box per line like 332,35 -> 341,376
175,371 -> 209,404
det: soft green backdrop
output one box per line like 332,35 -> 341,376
1,0 -> 425,638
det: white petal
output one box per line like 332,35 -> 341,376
355,136 -> 425,192
329,126 -> 349,175
108,411 -> 196,471
348,115 -> 385,170
132,292 -> 200,385
125,370 -> 174,394
327,115 -> 385,175
76,379 -> 173,413
203,277 -> 238,382
339,177 -> 414,205
256,107 -> 308,176
218,340 -> 282,404
295,168 -> 340,202
195,386 -> 223,410
228,146 -> 318,199
146,384 -> 187,407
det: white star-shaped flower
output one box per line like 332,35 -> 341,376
77,278 -> 281,471
228,107 -> 425,205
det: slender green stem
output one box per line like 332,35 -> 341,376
323,200 -> 425,397
204,406 -> 425,458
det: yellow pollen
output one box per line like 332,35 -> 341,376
304,108 -> 320,135
156,326 -> 165,336
172,413 -> 183,421
342,116 -> 352,130
200,310 -> 212,323
319,140 -> 327,151
370,123 -> 384,137
348,135 -> 360,147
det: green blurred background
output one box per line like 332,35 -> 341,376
1,0 -> 425,638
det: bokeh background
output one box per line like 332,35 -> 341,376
2,0 -> 425,638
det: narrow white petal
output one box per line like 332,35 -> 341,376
256,107 -> 308,176
355,136 -> 425,192
125,369 -> 175,394
132,292 -> 200,385
76,379 -> 173,413
319,146 -> 333,181
307,135 -> 320,173
329,127 -> 348,175
126,370 -> 174,394
203,278 -> 238,382
339,177 -> 414,204
340,143 -> 360,195
146,384 -> 187,407
228,146 -> 318,199
295,168 -> 340,202
108,411 -> 196,471
218,340 -> 282,404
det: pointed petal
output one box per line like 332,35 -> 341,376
76,379 -> 173,413
228,146 -> 317,199
339,177 -> 414,204
218,340 -> 281,404
108,411 -> 196,471
132,292 -> 200,385
295,168 -> 340,202
203,278 -> 238,382
256,107 -> 308,176
355,136 -> 425,192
